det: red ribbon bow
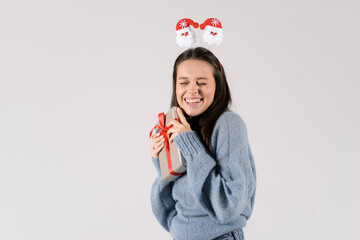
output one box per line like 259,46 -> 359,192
149,113 -> 182,176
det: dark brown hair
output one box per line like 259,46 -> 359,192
170,47 -> 232,152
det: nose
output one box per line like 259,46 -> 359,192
188,82 -> 199,94
184,32 -> 189,36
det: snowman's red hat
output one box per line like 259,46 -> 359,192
200,18 -> 222,30
176,18 -> 199,31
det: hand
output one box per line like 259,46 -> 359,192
151,132 -> 165,158
167,108 -> 192,143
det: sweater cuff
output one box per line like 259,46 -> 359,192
173,131 -> 206,161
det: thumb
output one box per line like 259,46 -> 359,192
176,107 -> 187,124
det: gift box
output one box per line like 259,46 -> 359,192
150,107 -> 187,181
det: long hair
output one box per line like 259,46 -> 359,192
170,47 -> 232,152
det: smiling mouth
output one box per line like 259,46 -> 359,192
184,98 -> 203,103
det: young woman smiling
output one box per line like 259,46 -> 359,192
150,47 -> 256,240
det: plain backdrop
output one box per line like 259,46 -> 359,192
1,0 -> 359,239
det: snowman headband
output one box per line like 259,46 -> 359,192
175,18 -> 223,48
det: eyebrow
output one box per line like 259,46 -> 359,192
177,77 -> 209,81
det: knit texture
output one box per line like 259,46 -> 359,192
151,110 -> 256,240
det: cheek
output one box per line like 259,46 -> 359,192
176,88 -> 183,101
206,91 -> 215,102
207,86 -> 216,102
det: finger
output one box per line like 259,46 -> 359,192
152,138 -> 163,149
151,132 -> 160,140
151,142 -> 165,158
169,132 -> 177,143
154,137 -> 165,148
153,134 -> 164,144
167,119 -> 181,128
154,142 -> 165,152
177,107 -> 187,124
152,142 -> 165,152
152,140 -> 165,150
166,127 -> 177,136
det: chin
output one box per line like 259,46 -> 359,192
182,108 -> 204,117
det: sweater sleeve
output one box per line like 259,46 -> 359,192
150,157 -> 177,231
173,113 -> 256,224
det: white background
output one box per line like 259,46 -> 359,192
1,0 -> 359,239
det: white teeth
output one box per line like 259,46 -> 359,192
185,98 -> 201,103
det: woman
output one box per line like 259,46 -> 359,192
150,47 -> 256,240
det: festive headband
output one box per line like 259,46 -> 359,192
175,18 -> 224,47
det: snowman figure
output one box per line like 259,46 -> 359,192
200,18 -> 224,46
176,18 -> 199,48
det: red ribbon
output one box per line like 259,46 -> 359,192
149,113 -> 183,176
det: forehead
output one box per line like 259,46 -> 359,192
177,59 -> 214,78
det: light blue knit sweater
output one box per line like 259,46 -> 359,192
151,110 -> 256,240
